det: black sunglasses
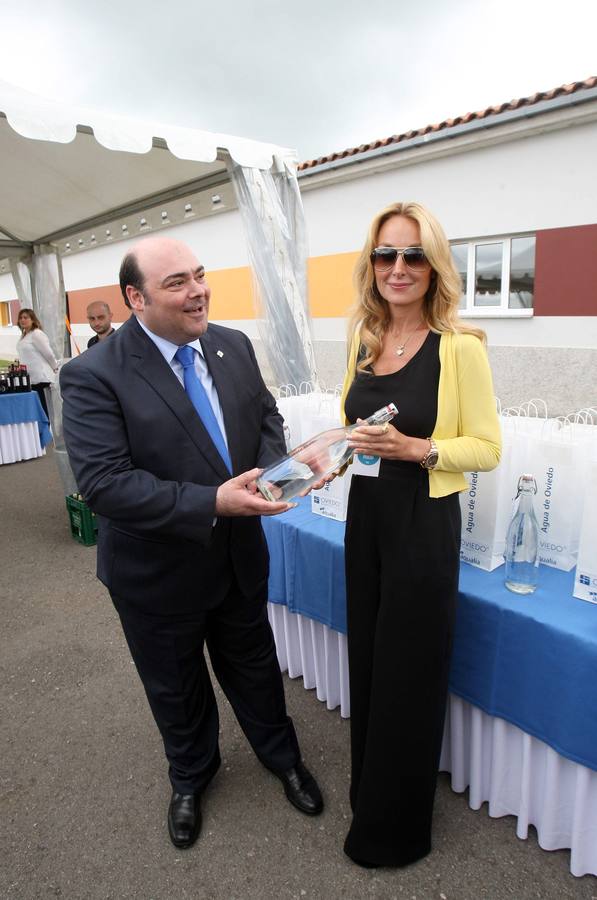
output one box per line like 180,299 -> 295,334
370,246 -> 428,271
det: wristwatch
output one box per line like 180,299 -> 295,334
420,437 -> 439,470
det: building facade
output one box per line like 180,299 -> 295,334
1,77 -> 596,415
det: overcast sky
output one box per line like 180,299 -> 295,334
1,0 -> 596,161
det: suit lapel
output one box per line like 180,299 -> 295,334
201,329 -> 241,475
127,320 -> 230,481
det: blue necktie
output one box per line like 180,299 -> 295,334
174,345 -> 232,473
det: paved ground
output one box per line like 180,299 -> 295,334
2,448 -> 596,900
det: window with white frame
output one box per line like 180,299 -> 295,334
451,235 -> 536,316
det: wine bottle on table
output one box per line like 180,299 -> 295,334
20,364 -> 31,392
256,403 -> 398,503
10,362 -> 22,393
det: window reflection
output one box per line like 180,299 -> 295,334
451,244 -> 468,308
474,243 -> 502,306
509,237 -> 535,308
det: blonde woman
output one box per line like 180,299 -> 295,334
17,308 -> 58,417
339,202 -> 501,868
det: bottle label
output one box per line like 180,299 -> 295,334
366,403 -> 398,426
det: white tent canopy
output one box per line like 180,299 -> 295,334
0,79 -> 317,381
0,80 -> 318,490
0,78 -> 294,248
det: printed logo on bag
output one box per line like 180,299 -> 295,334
461,538 -> 488,553
579,573 -> 597,586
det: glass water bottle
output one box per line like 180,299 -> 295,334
256,402 -> 398,503
504,474 -> 540,595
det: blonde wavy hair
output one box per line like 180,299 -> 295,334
348,201 -> 484,372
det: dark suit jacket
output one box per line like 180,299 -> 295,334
87,329 -> 115,348
60,316 -> 286,615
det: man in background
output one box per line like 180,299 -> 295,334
86,300 -> 115,348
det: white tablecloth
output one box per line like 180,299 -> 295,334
0,421 -> 44,464
268,602 -> 597,878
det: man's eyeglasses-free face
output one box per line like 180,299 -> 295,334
370,246 -> 429,272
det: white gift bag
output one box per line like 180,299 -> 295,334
311,469 -> 353,521
459,417 -> 527,571
300,392 -> 342,446
523,428 -> 585,571
276,386 -> 342,450
574,459 -> 597,604
276,386 -> 302,448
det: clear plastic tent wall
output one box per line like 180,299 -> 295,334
228,157 -> 318,389
1,80 -> 320,490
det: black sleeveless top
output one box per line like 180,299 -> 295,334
344,331 -> 441,477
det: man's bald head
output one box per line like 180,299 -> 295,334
119,237 -> 210,345
119,237 -> 194,309
86,300 -> 111,317
86,300 -> 113,336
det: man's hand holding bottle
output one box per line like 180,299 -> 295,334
215,468 -> 297,517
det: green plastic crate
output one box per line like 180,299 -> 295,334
66,494 -> 98,546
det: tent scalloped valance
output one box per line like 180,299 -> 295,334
0,78 -> 296,170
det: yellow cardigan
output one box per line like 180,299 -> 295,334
340,330 -> 502,498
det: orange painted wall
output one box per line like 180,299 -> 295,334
66,266 -> 256,322
64,254 -> 359,323
67,284 -> 129,324
6,232 -> 597,325
206,266 -> 254,319
307,251 -> 358,317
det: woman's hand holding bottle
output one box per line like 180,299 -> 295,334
348,420 -> 431,463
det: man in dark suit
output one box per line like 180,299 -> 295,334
60,236 -> 323,849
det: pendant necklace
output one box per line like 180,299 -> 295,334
392,322 -> 422,357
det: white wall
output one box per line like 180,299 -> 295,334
2,116 -> 596,396
299,120 -> 597,355
0,271 -> 14,301
300,121 -> 597,254
60,208 -> 249,291
0,210 -> 250,358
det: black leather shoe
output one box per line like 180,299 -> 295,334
272,761 -> 323,815
167,791 -> 202,848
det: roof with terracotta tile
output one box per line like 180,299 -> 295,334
298,76 -> 597,172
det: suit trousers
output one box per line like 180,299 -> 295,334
343,468 -> 461,867
113,575 -> 300,794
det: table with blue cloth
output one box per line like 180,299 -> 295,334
0,392 -> 52,464
262,497 -> 597,877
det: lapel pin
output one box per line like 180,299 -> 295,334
216,350 -> 224,358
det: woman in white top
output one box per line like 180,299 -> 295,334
17,308 -> 58,417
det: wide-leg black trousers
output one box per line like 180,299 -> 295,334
113,576 -> 300,794
344,469 -> 461,867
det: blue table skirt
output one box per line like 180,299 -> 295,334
262,498 -> 597,773
0,392 -> 52,447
